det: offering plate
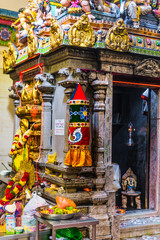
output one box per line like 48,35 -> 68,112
36,205 -> 75,220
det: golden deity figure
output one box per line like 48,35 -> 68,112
69,14 -> 95,47
10,119 -> 34,172
27,28 -> 38,57
21,82 -> 33,104
3,50 -> 9,73
8,42 -> 18,68
50,17 -> 63,49
105,18 -> 130,52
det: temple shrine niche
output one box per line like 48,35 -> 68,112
1,0 -> 160,239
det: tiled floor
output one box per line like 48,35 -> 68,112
125,235 -> 160,240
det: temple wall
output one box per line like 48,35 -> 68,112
0,46 -> 14,170
0,0 -> 27,11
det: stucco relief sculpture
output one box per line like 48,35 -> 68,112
3,50 -> 9,73
69,14 -> 95,47
121,0 -> 152,28
105,18 -> 130,52
94,0 -> 120,17
60,0 -> 95,19
14,76 -> 42,163
27,28 -> 38,57
8,42 -> 18,68
50,17 -> 63,49
134,59 -> 160,78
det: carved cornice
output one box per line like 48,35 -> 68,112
134,59 -> 160,78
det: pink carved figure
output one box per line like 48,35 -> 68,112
61,0 -> 95,19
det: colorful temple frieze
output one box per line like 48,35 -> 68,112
2,0 -> 160,72
0,9 -> 18,46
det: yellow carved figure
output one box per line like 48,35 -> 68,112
105,18 -> 130,52
21,82 -> 33,103
10,119 -> 33,172
27,28 -> 38,58
8,42 -> 17,68
69,14 -> 95,47
50,17 -> 63,49
3,50 -> 9,73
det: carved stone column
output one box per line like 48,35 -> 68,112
89,72 -> 108,191
36,73 -> 56,164
8,87 -> 20,135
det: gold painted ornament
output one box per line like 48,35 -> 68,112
69,14 -> 95,47
50,17 -> 63,49
27,28 -> 38,58
105,18 -> 130,52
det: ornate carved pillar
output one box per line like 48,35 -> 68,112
8,86 -> 20,135
89,72 -> 108,191
36,73 -> 56,164
58,68 -> 87,160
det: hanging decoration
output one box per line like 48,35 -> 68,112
141,88 -> 149,115
65,84 -> 92,167
0,172 -> 29,206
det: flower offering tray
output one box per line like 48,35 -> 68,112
36,205 -> 75,220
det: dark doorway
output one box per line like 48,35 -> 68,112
112,85 -> 153,210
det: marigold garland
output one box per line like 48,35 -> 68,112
0,172 -> 29,206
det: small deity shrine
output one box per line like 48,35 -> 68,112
1,0 -> 160,238
121,168 -> 141,210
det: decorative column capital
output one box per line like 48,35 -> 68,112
8,85 -> 19,102
36,72 -> 56,96
89,72 -> 108,112
58,67 -> 88,98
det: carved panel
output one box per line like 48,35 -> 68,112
134,59 -> 160,78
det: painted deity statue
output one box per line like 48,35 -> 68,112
0,159 -> 35,226
33,0 -> 53,35
60,0 -> 95,19
10,119 -> 34,172
12,7 -> 35,49
124,177 -> 137,192
95,0 -> 120,17
122,0 -> 152,28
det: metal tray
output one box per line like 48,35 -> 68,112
36,205 -> 75,220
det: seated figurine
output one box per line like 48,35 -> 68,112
121,168 -> 141,209
121,0 -> 152,28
